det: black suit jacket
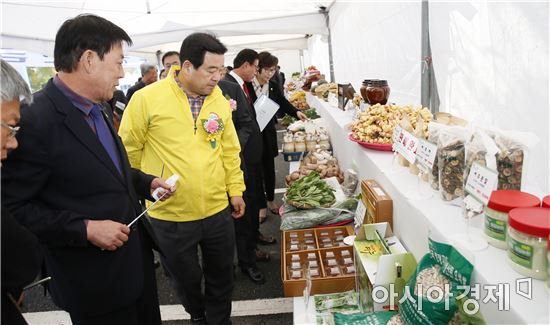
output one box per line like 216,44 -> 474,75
1,206 -> 43,325
126,80 -> 145,102
1,79 -> 157,317
222,75 -> 263,165
246,79 -> 299,158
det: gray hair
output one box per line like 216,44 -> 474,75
1,59 -> 32,104
140,62 -> 157,76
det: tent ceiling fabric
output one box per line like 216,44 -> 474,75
1,0 -> 330,57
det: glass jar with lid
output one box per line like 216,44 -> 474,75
484,190 -> 540,249
506,207 -> 550,280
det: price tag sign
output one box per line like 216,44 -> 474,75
416,139 -> 437,170
354,196 -> 367,228
395,130 -> 418,164
464,162 -> 498,204
391,125 -> 403,148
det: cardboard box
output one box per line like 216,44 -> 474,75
281,226 -> 356,297
354,222 -> 417,312
360,180 -> 393,228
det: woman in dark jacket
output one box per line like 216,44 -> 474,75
246,52 -> 306,231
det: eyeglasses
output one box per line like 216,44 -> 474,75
1,122 -> 20,138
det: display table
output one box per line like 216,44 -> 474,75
302,92 -> 549,324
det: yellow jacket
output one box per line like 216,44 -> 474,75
118,67 -> 245,222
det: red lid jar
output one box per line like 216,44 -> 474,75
506,207 -> 550,280
488,190 -> 540,212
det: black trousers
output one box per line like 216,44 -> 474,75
149,207 -> 235,325
69,245 -> 160,325
236,162 -> 263,268
261,150 -> 276,204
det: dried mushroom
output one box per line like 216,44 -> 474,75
496,148 -> 523,190
438,139 -> 465,201
464,149 -> 487,186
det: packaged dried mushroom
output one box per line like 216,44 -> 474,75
437,126 -> 469,203
494,135 -> 525,191
462,131 -> 499,218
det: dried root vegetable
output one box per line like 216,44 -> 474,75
350,104 -> 432,145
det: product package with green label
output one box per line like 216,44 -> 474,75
314,290 -> 361,325
399,239 -> 486,325
354,223 -> 417,313
333,311 -> 398,325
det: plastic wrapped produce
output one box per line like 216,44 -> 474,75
437,126 -> 469,203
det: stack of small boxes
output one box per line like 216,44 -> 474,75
281,226 -> 356,297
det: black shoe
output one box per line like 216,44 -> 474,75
190,314 -> 206,325
241,266 -> 266,284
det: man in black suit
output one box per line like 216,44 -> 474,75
218,49 -> 265,284
246,52 -> 306,226
0,59 -> 43,325
223,49 -> 275,263
1,14 -> 174,325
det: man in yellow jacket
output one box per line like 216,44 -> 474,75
119,33 -> 245,325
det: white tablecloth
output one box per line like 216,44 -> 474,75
299,92 -> 549,324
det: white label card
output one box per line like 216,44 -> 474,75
354,197 -> 367,228
464,162 -> 498,204
392,125 -> 403,145
416,139 -> 437,170
395,129 -> 418,164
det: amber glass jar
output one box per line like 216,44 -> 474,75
366,80 -> 390,105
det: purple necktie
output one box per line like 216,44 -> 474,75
90,105 -> 122,175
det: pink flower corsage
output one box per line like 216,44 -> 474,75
201,113 -> 225,149
224,94 -> 237,111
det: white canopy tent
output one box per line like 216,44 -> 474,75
0,0 -> 331,67
1,0 -> 548,196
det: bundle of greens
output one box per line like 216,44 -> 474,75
281,114 -> 298,127
304,107 -> 321,119
285,171 -> 336,209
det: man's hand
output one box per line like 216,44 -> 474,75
296,111 -> 307,121
87,220 -> 130,251
230,196 -> 245,219
150,177 -> 176,201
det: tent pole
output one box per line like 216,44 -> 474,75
421,0 -> 439,113
320,6 -> 335,82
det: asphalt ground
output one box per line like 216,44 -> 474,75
21,129 -> 294,324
